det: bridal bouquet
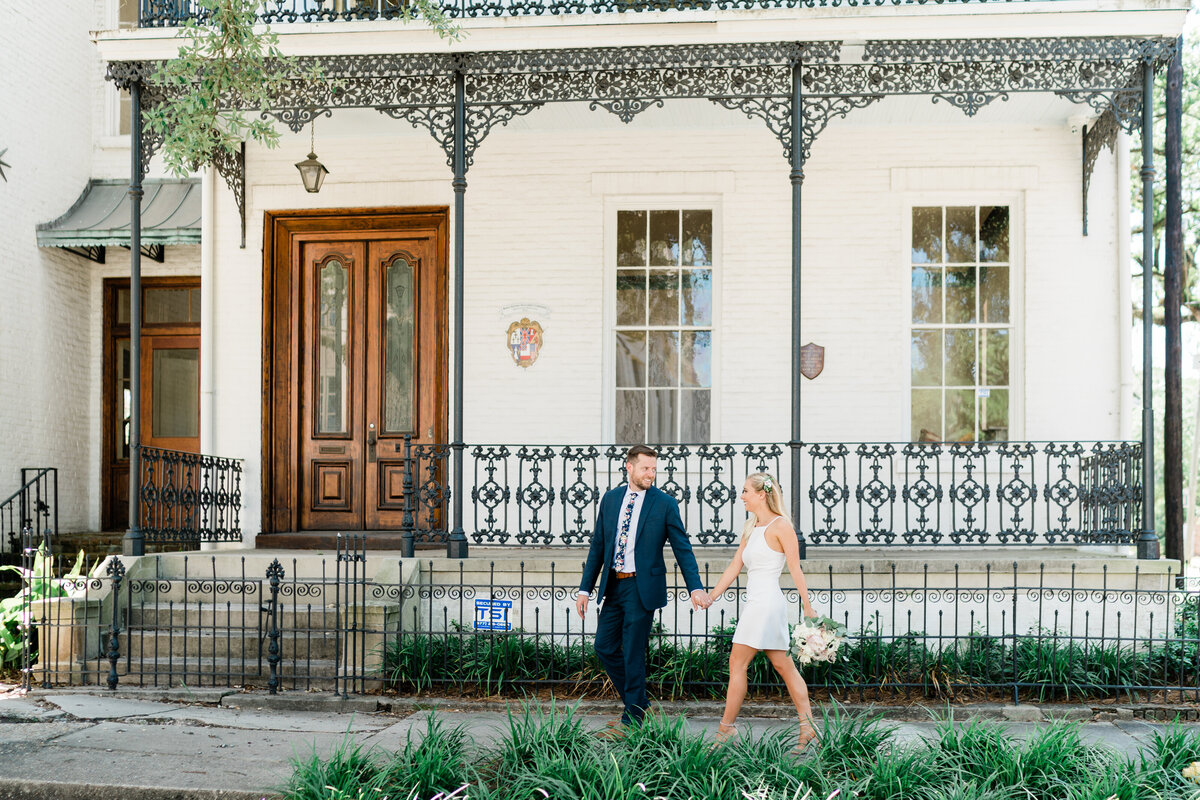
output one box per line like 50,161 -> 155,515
789,616 -> 848,665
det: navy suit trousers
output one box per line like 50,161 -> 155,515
593,573 -> 655,725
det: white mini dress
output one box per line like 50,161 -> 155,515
731,519 -> 790,651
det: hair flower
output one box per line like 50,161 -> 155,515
762,477 -> 774,493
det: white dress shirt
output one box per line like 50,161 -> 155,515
578,484 -> 647,596
613,486 -> 646,572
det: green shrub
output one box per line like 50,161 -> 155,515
0,546 -> 85,667
381,610 -> 1200,701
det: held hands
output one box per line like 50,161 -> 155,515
579,591 -> 712,615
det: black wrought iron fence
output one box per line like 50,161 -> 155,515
139,446 -> 244,549
0,468 -> 57,556
389,557 -> 1199,703
137,0 -> 1068,27
18,540 -> 1200,703
402,441 -> 1141,549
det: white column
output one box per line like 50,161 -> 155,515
199,167 -> 217,552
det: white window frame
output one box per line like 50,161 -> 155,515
901,192 -> 1025,443
603,197 -> 723,445
101,1 -> 137,141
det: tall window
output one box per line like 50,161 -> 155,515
615,209 -> 713,444
910,205 -> 1011,443
118,0 -> 138,27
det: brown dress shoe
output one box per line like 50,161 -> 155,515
595,720 -> 626,740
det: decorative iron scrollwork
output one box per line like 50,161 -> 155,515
1081,108 -> 1120,235
106,36 -> 1175,261
139,446 -> 244,547
209,142 -> 246,247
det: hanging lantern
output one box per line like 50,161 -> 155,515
294,121 -> 328,193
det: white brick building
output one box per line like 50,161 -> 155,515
2,0 -> 1190,560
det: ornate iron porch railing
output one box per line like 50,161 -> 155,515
138,0 -> 1068,27
138,446 -> 244,549
0,468 -> 57,556
398,440 -> 1142,549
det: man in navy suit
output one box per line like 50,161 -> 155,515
576,444 -> 710,727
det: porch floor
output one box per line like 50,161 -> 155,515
118,543 -> 1176,583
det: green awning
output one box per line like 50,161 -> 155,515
37,179 -> 201,251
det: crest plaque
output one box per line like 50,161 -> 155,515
507,318 -> 544,368
799,342 -> 824,380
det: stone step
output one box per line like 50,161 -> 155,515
53,532 -> 125,557
125,602 -> 402,629
123,582 -> 388,607
121,627 -> 349,661
36,656 -> 360,687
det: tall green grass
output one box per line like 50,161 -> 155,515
383,619 -> 1200,701
284,715 -> 478,800
282,702 -> 1200,800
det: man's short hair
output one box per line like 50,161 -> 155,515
626,444 -> 658,463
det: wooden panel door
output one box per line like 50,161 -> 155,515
102,278 -> 202,532
297,236 -> 439,531
141,335 -> 201,453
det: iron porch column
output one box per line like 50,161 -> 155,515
1138,60 -> 1160,560
790,59 -> 806,559
1164,37 -> 1184,564
123,80 -> 145,558
447,69 -> 469,559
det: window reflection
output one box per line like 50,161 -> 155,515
152,348 -> 199,438
910,205 -> 1011,442
614,209 -> 713,443
383,257 -> 415,434
317,260 -> 349,435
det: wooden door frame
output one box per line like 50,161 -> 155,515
101,276 -> 201,531
261,207 -> 449,535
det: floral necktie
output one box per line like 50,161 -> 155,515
613,492 -> 638,572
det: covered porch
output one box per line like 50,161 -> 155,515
97,33 -> 1181,559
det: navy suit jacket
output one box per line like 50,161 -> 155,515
578,485 -> 704,610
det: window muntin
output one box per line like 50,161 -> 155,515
911,205 -> 1011,443
615,209 -> 713,444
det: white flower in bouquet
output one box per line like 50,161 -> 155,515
789,616 -> 847,666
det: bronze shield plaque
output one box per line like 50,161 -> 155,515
799,342 -> 824,380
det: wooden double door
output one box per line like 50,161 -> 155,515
263,209 -> 447,538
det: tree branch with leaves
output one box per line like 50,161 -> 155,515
143,0 -> 460,177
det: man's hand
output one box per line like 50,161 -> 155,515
576,593 -> 590,619
690,589 -> 711,611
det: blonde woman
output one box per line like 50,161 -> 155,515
707,472 -> 819,751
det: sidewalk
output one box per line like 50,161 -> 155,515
0,687 -> 1192,800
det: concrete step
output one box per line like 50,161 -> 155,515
125,602 -> 401,630
54,532 -> 124,557
119,627 -> 360,661
37,656 -> 355,687
123,582 -> 385,607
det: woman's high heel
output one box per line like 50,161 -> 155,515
791,723 -> 820,755
712,721 -> 738,748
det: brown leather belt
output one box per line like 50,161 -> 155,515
614,571 -> 636,580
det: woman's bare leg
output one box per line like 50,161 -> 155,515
765,649 -> 817,745
718,644 -> 759,737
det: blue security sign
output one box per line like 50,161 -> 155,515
474,599 -> 512,631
